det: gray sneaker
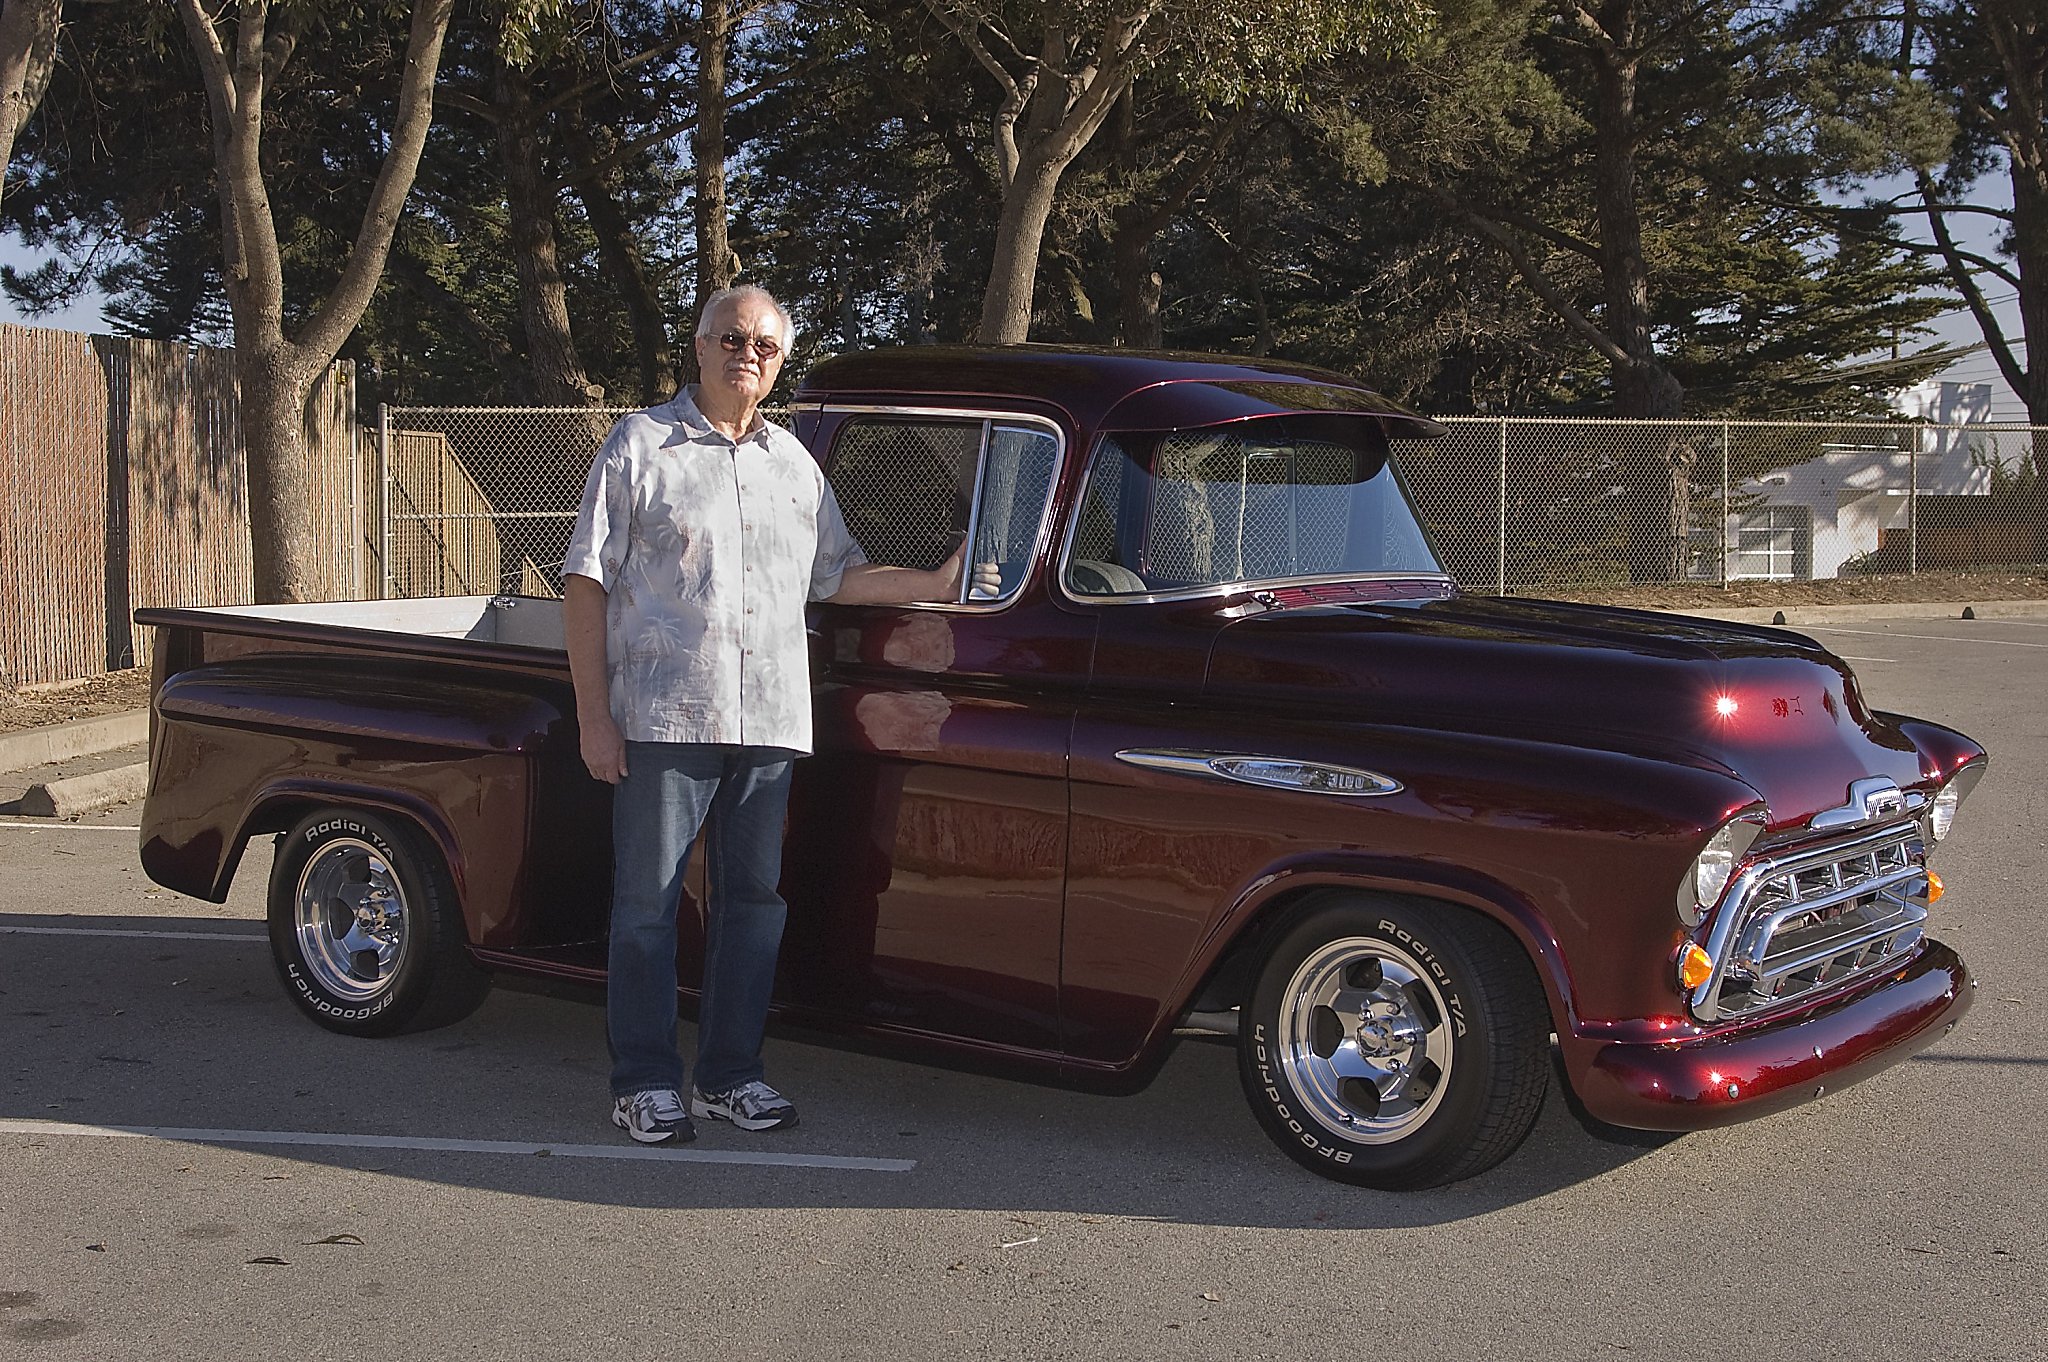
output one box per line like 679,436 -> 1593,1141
611,1088 -> 696,1144
691,1079 -> 799,1132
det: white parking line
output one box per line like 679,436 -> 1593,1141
1836,655 -> 1895,663
0,924 -> 264,943
0,1119 -> 917,1173
1805,626 -> 2048,649
0,821 -> 142,831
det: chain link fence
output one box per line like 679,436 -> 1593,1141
378,405 -> 2048,600
1404,418 -> 2047,592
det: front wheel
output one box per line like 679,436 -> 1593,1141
267,808 -> 491,1037
1239,896 -> 1548,1189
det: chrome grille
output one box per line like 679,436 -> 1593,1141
1691,822 -> 1931,1022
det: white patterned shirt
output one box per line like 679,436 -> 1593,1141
562,387 -> 866,752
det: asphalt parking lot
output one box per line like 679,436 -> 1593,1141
3,611 -> 2044,1361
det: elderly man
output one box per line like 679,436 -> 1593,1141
563,284 -> 962,1144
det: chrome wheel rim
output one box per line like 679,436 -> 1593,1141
293,838 -> 409,1002
1277,937 -> 1456,1144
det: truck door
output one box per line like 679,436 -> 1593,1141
778,409 -> 1091,1053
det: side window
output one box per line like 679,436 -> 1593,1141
827,418 -> 981,573
825,415 -> 1062,605
969,425 -> 1059,599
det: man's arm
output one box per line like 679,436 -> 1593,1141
563,573 -> 627,784
827,540 -> 1001,605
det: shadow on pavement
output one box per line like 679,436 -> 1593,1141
1,911 -> 1678,1230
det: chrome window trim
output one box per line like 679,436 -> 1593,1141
814,405 -> 1068,613
1051,430 -> 1453,609
1115,748 -> 1405,798
958,418 -> 994,606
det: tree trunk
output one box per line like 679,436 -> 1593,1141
1588,42 -> 1676,418
693,0 -> 735,322
180,0 -> 454,602
977,158 -> 1062,344
1584,8 -> 1687,580
2008,117 -> 2048,430
0,0 -> 60,207
568,122 -> 676,403
239,346 -> 319,603
931,4 -> 1150,346
495,53 -> 600,405
1113,226 -> 1164,348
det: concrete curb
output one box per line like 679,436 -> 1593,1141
19,762 -> 149,818
0,709 -> 148,774
1644,599 -> 2048,627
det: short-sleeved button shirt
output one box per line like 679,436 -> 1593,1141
562,387 -> 866,753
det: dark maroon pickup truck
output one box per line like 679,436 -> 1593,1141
136,346 -> 1984,1189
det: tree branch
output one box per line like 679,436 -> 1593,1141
295,0 -> 455,368
1918,167 -> 2029,397
536,30 -> 693,118
1450,192 -> 1630,366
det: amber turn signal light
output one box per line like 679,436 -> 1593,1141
1922,870 -> 1944,904
1678,942 -> 1714,991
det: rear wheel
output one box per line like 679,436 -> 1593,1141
1238,895 -> 1548,1189
267,808 -> 490,1036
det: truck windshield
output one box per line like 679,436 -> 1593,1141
1063,418 -> 1441,597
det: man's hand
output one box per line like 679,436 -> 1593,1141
563,573 -> 627,782
938,539 -> 1004,600
580,710 -> 629,785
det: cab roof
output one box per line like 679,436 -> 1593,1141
795,344 -> 1447,441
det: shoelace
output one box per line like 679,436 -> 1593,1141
724,1081 -> 783,1114
633,1090 -> 686,1122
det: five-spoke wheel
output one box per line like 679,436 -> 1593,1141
267,809 -> 490,1036
1239,895 -> 1549,1189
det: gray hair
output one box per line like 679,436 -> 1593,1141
695,285 -> 796,349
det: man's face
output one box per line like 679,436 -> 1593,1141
695,295 -> 786,409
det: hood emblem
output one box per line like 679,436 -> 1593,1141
1809,776 -> 1925,831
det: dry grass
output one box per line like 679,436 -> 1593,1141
0,668 -> 153,735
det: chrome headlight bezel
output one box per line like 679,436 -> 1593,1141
1927,759 -> 1986,843
1677,811 -> 1768,928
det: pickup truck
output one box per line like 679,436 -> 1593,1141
136,345 -> 1985,1190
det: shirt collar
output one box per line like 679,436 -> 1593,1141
664,384 -> 771,446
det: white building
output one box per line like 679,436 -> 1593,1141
1722,379 -> 1996,580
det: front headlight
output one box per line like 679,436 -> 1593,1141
1928,760 -> 1986,842
1677,812 -> 1767,927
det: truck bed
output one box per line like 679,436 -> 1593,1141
147,595 -> 568,653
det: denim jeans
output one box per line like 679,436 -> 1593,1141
607,742 -> 795,1098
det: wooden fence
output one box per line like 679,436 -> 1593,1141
0,323 -> 363,687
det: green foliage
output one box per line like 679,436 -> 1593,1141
1,0 -> 2023,428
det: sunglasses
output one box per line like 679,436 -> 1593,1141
715,331 -> 783,359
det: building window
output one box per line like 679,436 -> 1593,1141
1730,505 -> 1807,581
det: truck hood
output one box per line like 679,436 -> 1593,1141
1204,594 -> 1932,831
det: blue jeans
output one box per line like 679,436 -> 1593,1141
607,743 -> 795,1098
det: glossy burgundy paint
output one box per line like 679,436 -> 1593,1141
136,345 -> 1983,1141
